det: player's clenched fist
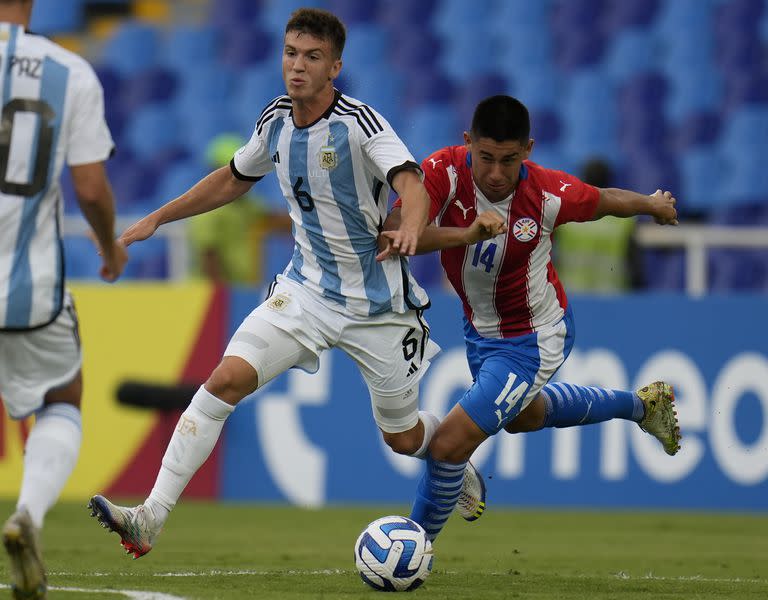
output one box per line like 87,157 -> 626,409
650,189 -> 678,226
464,210 -> 507,245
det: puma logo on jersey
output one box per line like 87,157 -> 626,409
559,181 -> 572,192
428,158 -> 443,169
455,199 -> 473,219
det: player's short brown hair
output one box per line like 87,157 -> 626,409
285,8 -> 346,59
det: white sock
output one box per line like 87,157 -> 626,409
145,386 -> 234,525
409,411 -> 441,459
17,403 -> 82,529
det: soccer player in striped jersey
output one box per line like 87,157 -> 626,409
0,1 -> 126,597
88,7 -> 482,558
382,95 -> 682,541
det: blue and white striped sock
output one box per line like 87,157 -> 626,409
409,455 -> 466,542
541,382 -> 644,428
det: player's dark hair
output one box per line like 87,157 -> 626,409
470,95 -> 530,144
285,8 -> 346,59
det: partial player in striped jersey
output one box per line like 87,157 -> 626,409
87,8 -> 483,559
0,1 -> 126,597
383,96 -> 682,541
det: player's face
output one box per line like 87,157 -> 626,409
282,31 -> 341,102
465,134 -> 533,202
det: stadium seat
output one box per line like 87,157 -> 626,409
652,0 -> 716,40
603,0 -> 661,28
160,25 -> 221,72
30,0 -> 84,34
641,249 -> 685,291
101,22 -> 161,77
725,72 -> 768,109
118,67 -> 178,116
720,106 -> 768,156
510,66 -> 563,112
402,69 -> 456,109
665,68 -> 723,122
338,25 -> 390,74
679,147 -> 724,212
400,103 -> 462,161
602,30 -> 659,85
529,109 -> 562,145
220,26 -> 275,68
494,28 -> 554,72
673,111 -> 722,151
377,0 -> 439,28
123,103 -> 181,160
454,73 -> 510,128
208,0 -> 263,28
431,0 -> 493,39
327,0 -> 380,24
153,161 -> 208,208
554,31 -> 607,71
120,236 -> 169,279
63,236 -> 102,280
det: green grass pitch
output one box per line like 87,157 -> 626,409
0,500 -> 766,599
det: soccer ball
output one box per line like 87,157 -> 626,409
354,515 -> 433,592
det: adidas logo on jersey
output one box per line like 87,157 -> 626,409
271,151 -> 280,164
406,362 -> 418,377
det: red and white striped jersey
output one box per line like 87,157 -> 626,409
421,145 -> 599,338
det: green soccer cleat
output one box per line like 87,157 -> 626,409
637,381 -> 682,456
88,495 -> 160,559
2,508 -> 47,600
456,461 -> 487,521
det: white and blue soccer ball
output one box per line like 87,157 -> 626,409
354,515 -> 434,592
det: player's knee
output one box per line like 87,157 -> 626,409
381,428 -> 422,456
205,357 -> 259,404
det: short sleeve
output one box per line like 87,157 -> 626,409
231,122 -> 274,181
392,148 -> 454,222
66,65 -> 114,166
360,108 -> 421,186
551,170 -> 600,226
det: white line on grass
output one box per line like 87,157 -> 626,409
613,572 -> 767,585
0,583 -> 187,599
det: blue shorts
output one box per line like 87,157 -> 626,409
459,306 -> 575,435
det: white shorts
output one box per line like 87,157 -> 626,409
0,292 -> 82,419
224,276 -> 440,433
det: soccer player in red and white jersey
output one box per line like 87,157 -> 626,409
381,95 -> 681,542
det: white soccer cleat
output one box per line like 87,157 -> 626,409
456,461 -> 487,521
3,508 -> 47,599
88,495 -> 160,559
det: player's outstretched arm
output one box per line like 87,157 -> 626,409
119,166 -> 255,246
377,208 -> 506,261
387,170 -> 430,256
70,161 -> 127,282
593,188 -> 679,225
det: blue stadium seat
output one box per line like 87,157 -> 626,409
177,107 -> 240,160
208,0 -> 263,28
108,158 -> 161,213
603,30 -> 659,84
725,72 -> 768,109
120,237 -> 169,280
641,249 -> 685,291
123,103 -> 181,160
392,27 -> 443,70
709,249 -> 768,292
101,22 -> 161,77
118,67 -> 178,116
488,0 -> 553,31
618,71 -> 668,115
378,0 -> 439,28
721,106 -> 768,156
153,161 -> 209,209
619,108 -> 670,156
454,73 -> 510,128
220,26 -> 275,68
510,66 -> 562,112
603,0 -> 660,28
494,28 -> 554,72
665,68 -> 723,122
652,0 -> 716,40
431,0 -> 493,39
339,25 -> 390,74
262,0 -> 329,31
63,237 -> 102,280
620,151 -> 679,197
554,31 -> 607,71
673,111 -> 722,151
343,68 -> 405,129
400,104 -> 461,161
402,70 -> 456,108
232,65 -> 288,133
529,109 -> 562,145
160,25 -> 220,72
721,156 -> 768,206
679,147 -> 724,212
30,0 -> 84,34
327,0 -> 380,24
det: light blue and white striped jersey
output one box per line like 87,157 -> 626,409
232,90 -> 430,317
0,24 -> 114,330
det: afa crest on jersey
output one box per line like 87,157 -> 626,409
319,133 -> 337,170
512,218 -> 538,242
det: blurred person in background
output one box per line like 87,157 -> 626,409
88,7 -> 485,560
188,133 -> 292,285
554,157 -> 645,292
0,0 -> 126,598
381,95 -> 681,542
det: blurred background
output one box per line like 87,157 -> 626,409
4,0 -> 763,511
37,0 -> 768,293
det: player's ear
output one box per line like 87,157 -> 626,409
525,138 -> 534,157
330,58 -> 342,80
463,131 -> 472,149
